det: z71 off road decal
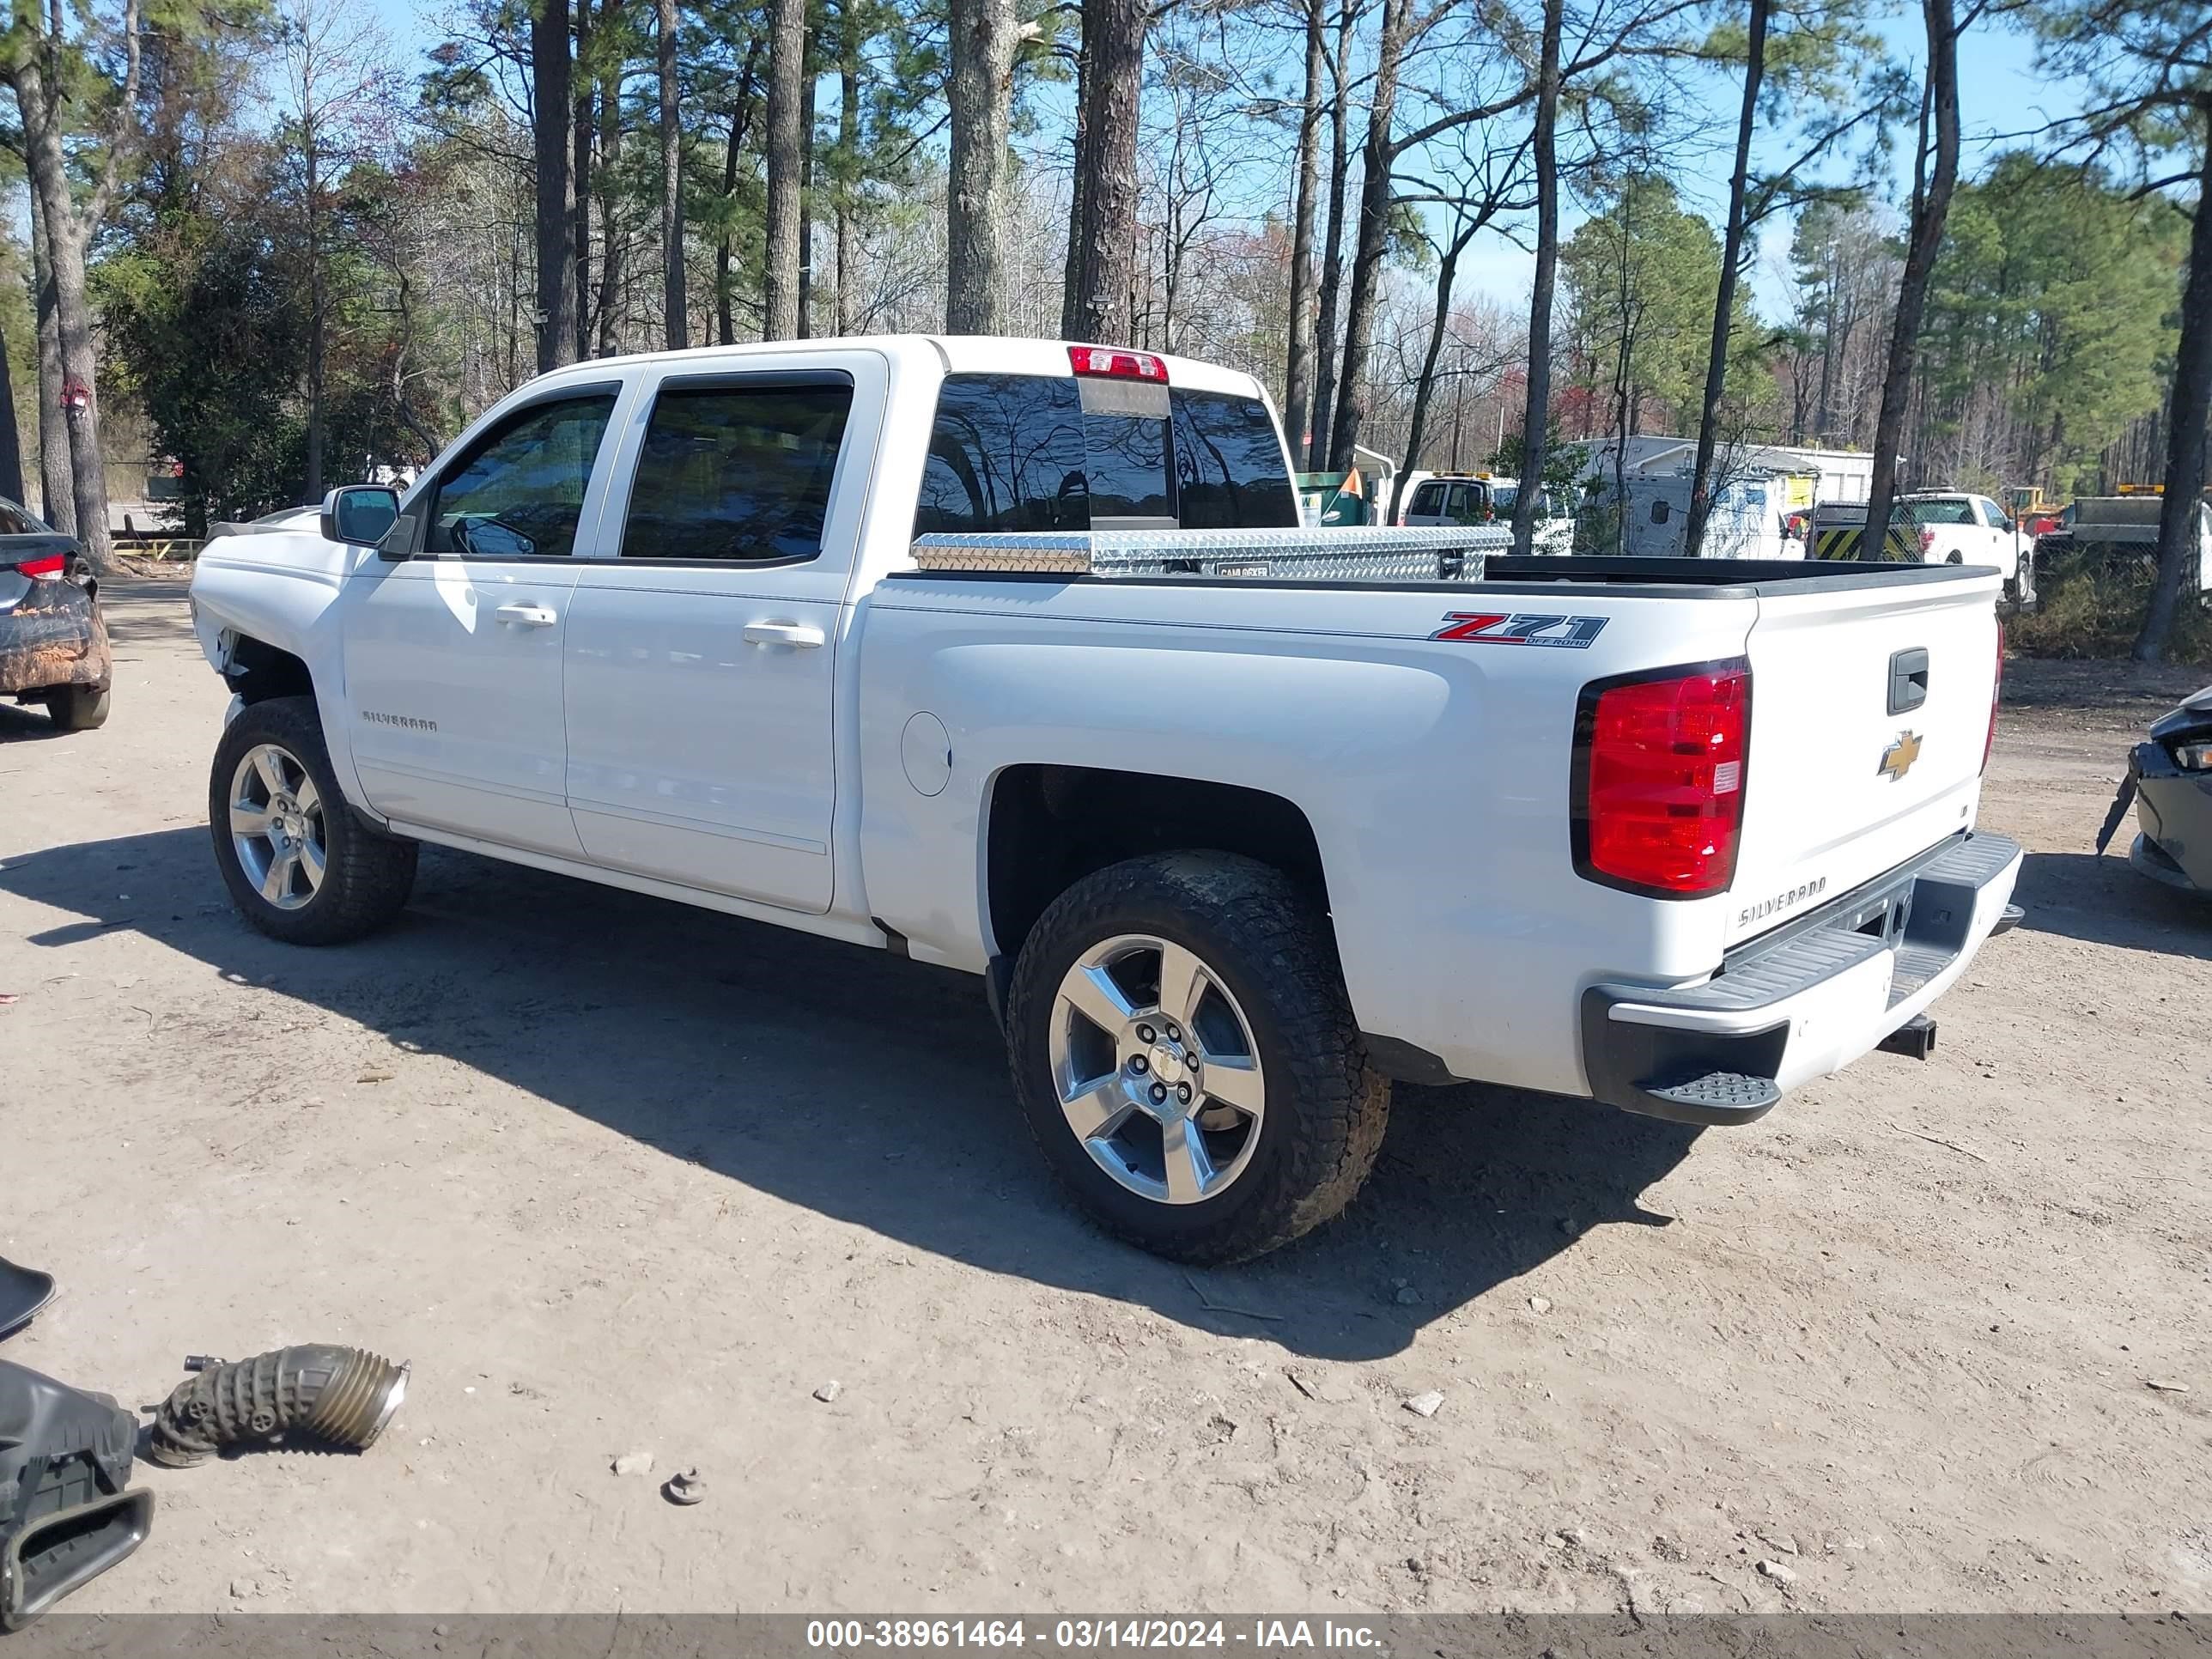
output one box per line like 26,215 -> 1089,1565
1430,612 -> 1609,647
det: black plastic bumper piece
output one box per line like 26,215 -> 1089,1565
0,1360 -> 153,1630
1581,1000 -> 1793,1127
0,579 -> 108,698
0,1257 -> 56,1341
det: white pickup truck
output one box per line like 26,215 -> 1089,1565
188,335 -> 2023,1263
1812,491 -> 2032,601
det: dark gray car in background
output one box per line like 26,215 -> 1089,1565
0,498 -> 109,732
2098,684 -> 2212,896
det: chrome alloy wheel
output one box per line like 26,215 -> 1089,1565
228,743 -> 327,911
1048,934 -> 1267,1206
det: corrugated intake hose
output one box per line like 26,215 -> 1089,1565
146,1346 -> 410,1468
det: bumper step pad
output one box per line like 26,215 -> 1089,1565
1635,1070 -> 1783,1117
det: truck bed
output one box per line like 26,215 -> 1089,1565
902,530 -> 2002,597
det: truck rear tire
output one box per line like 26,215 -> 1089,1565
1004,852 -> 1390,1264
210,696 -> 417,945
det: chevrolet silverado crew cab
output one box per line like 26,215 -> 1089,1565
189,335 -> 2022,1263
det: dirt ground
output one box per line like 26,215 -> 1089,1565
3,577 -> 2209,1617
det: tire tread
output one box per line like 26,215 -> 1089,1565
210,696 -> 416,945
1005,852 -> 1389,1264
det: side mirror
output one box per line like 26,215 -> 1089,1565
320,484 -> 400,548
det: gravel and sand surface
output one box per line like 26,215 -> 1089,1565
3,580 -> 2207,1613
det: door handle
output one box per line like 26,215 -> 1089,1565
495,602 -> 558,628
743,621 -> 826,648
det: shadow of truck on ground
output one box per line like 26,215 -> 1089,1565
2014,849 -> 2212,960
0,823 -> 1698,1361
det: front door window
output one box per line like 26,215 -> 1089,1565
427,394 -> 618,560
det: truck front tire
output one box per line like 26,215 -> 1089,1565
1005,852 -> 1390,1264
210,696 -> 417,945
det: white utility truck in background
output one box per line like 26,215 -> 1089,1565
1811,490 -> 2032,602
187,336 -> 2022,1262
1397,472 -> 1576,553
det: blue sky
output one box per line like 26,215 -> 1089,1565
359,0 -> 2087,324
1458,8 -> 2089,315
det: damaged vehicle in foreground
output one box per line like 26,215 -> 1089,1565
2099,684 -> 2212,896
0,503 -> 109,732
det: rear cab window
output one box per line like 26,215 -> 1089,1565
914,368 -> 1297,538
1906,497 -> 1976,526
1171,388 -> 1297,530
1077,376 -> 1175,528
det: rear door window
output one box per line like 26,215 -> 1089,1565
621,377 -> 853,562
1170,389 -> 1297,529
1409,481 -> 1449,519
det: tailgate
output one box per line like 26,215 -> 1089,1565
1726,572 -> 2001,948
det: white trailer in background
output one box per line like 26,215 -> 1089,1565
1577,437 -> 1881,508
1612,472 -> 1814,560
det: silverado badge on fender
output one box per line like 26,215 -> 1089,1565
1878,731 -> 1923,782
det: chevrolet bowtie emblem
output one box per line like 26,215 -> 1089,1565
1878,730 -> 1923,782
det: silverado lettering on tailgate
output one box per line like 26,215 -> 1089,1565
1737,877 -> 1829,929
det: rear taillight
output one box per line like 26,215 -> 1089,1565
15,555 -> 64,580
1573,661 -> 1751,898
1983,623 -> 2003,774
1918,527 -> 1936,556
1068,345 -> 1168,384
